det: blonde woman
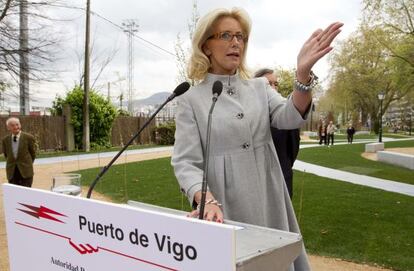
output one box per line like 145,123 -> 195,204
172,7 -> 342,270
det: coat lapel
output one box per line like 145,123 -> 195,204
16,133 -> 24,159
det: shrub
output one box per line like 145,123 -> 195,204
153,121 -> 176,145
51,86 -> 117,149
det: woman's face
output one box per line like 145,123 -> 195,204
203,17 -> 245,75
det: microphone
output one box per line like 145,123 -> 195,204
87,82 -> 191,198
212,80 -> 223,101
199,80 -> 223,219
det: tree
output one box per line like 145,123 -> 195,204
51,86 -> 117,149
275,68 -> 295,97
0,0 -> 60,81
363,0 -> 414,68
174,0 -> 199,84
0,0 -> 13,22
0,0 -> 62,114
328,24 -> 413,133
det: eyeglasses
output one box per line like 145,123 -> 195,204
269,81 -> 279,87
208,31 -> 248,43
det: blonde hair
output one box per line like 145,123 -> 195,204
188,7 -> 252,82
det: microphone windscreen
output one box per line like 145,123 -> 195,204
173,82 -> 191,97
212,81 -> 223,97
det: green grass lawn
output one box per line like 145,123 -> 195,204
293,170 -> 413,270
298,139 -> 414,185
76,157 -> 414,271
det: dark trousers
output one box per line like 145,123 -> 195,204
271,128 -> 300,199
10,167 -> 33,187
327,134 -> 334,145
347,135 -> 354,143
319,135 -> 327,145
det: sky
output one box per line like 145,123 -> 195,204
5,0 -> 363,110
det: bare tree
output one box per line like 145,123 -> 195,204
0,0 -> 62,113
0,0 -> 13,22
0,1 -> 61,80
174,0 -> 199,84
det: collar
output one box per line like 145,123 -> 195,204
12,131 -> 21,140
204,72 -> 241,87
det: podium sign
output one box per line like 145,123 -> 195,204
3,184 -> 236,271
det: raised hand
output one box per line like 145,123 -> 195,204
296,22 -> 343,83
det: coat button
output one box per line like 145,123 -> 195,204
236,113 -> 244,119
226,86 -> 236,96
242,143 -> 250,149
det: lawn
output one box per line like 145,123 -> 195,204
77,157 -> 414,271
297,139 -> 414,185
293,170 -> 413,270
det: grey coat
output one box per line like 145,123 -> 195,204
172,73 -> 311,270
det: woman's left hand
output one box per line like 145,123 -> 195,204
296,22 -> 343,82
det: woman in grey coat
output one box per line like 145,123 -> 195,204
171,7 -> 342,271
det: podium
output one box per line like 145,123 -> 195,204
3,184 -> 302,271
127,201 -> 303,271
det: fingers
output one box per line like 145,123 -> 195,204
187,205 -> 224,223
318,28 -> 342,51
306,29 -> 323,43
316,22 -> 343,46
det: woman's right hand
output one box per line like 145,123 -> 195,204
188,191 -> 224,223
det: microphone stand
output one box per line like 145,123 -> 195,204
87,93 -> 178,199
198,93 -> 219,219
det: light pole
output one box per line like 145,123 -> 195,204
378,92 -> 385,143
310,104 -> 314,131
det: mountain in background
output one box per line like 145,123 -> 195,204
131,91 -> 171,107
3,91 -> 172,112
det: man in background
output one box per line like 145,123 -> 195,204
347,123 -> 356,143
2,117 -> 36,187
254,68 -> 300,198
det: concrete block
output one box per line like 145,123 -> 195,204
365,143 -> 384,153
356,131 -> 370,135
303,131 -> 317,137
377,151 -> 414,170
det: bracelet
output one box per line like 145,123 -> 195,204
197,198 -> 222,211
294,70 -> 318,92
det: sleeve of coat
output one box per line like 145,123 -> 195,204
171,96 -> 204,207
28,134 -> 36,161
2,138 -> 7,158
263,79 -> 312,129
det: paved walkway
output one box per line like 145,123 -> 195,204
293,161 -> 414,196
0,146 -> 174,168
295,137 -> 414,197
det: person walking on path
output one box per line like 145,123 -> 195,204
2,117 -> 36,187
254,68 -> 300,198
327,120 -> 336,146
346,123 -> 355,143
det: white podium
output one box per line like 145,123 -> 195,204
3,184 -> 302,271
127,201 -> 303,271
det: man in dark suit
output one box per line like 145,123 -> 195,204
254,68 -> 300,198
2,117 -> 36,187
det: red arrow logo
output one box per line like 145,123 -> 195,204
17,203 -> 67,223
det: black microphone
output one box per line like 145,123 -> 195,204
199,80 -> 223,219
87,82 -> 191,198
